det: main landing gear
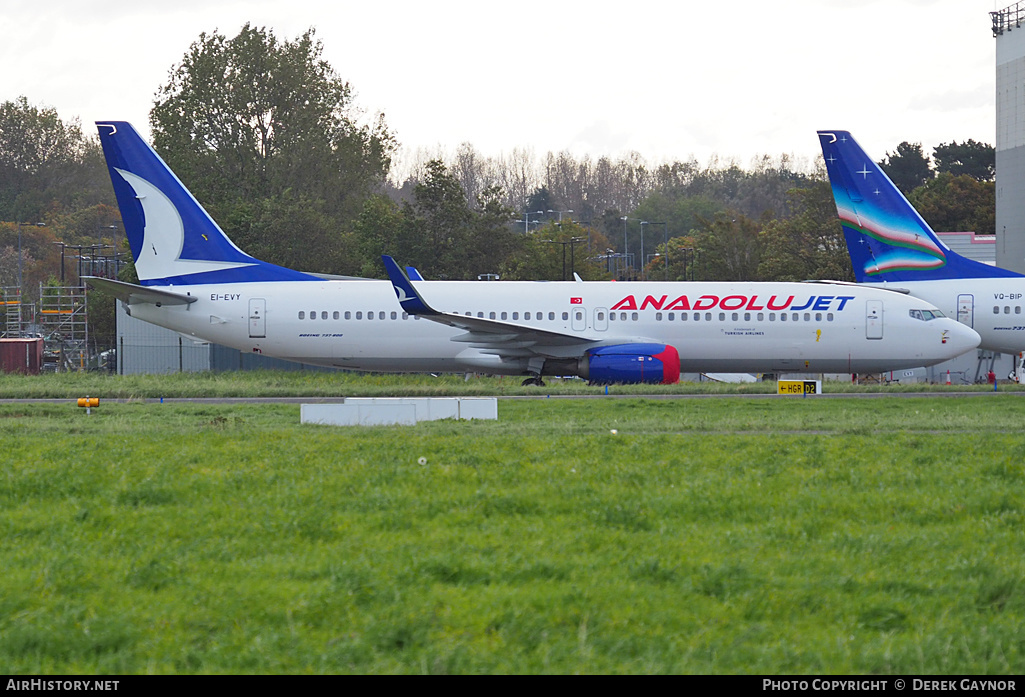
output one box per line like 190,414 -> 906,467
522,357 -> 546,387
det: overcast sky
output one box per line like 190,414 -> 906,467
0,0 -> 1008,173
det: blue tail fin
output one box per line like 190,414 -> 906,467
96,122 -> 317,286
817,130 -> 1022,282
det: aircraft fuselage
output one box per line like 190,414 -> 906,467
865,278 -> 1025,355
128,277 -> 978,375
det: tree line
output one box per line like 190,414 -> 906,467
0,24 -> 998,344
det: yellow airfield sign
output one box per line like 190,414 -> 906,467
777,380 -> 821,395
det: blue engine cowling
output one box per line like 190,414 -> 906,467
581,344 -> 680,384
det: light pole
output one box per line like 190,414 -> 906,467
98,224 -> 117,276
621,216 -> 630,277
641,221 -> 668,280
516,210 -> 544,233
639,222 -> 648,280
543,237 -> 586,280
54,242 -> 66,283
547,209 -> 573,222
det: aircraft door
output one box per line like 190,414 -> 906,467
249,298 -> 266,338
594,307 -> 608,331
957,294 -> 974,327
866,300 -> 883,340
572,306 -> 587,331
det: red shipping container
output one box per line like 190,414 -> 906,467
0,338 -> 44,375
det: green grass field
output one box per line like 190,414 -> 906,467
1,377 -> 1024,673
1,369 -> 1023,399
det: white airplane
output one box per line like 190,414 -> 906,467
819,130 -> 1025,377
86,121 -> 979,385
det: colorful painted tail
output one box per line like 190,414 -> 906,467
96,121 -> 317,286
817,130 -> 1022,282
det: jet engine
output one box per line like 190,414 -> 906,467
579,343 -> 680,384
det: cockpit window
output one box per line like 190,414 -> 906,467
910,309 -> 943,321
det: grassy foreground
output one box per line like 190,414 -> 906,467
1,369 -> 1024,399
1,388 -> 1024,673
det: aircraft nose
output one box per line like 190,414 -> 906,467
942,319 -> 981,357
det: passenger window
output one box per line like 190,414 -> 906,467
345,311 -> 352,320
1006,306 -> 1011,314
631,312 -> 638,321
356,311 -> 362,320
756,313 -> 763,321
477,312 -> 484,318
310,311 -> 316,320
815,313 -> 822,321
562,312 -> 569,320
402,312 -> 408,320
333,311 -> 339,320
391,312 -> 397,320
321,311 -> 328,320
490,312 -> 496,319
731,312 -> 738,321
827,313 -> 834,321
804,313 -> 810,321
549,312 -> 555,320
512,312 -> 519,320
770,313 -> 776,321
501,312 -> 508,320
610,313 -> 616,321
597,312 -> 605,321
781,313 -> 787,322
792,313 -> 799,322
298,311 -> 305,319
719,313 -> 725,321
525,312 -> 531,320
705,313 -> 712,321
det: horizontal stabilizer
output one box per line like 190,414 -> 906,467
82,276 -> 197,306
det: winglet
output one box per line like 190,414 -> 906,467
382,255 -> 440,315
405,266 -> 425,281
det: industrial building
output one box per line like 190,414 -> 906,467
994,2 -> 1025,273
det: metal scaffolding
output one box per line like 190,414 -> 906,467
1,287 -> 23,338
37,285 -> 88,371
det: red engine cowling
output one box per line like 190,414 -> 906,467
581,344 -> 680,384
